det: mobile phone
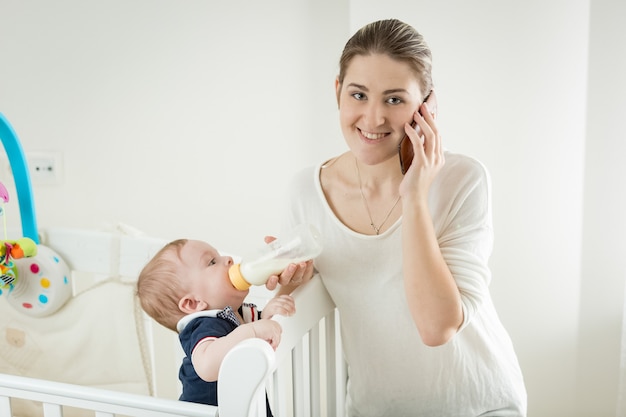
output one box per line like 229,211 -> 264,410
398,91 -> 437,175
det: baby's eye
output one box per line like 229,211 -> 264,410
351,92 -> 366,101
208,258 -> 216,266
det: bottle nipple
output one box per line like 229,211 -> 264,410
228,264 -> 251,291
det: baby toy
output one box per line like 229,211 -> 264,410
0,113 -> 72,317
0,236 -> 38,288
0,180 -> 34,288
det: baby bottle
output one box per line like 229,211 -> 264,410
228,223 -> 323,290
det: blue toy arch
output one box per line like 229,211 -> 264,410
0,113 -> 39,243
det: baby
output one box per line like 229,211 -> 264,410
136,238 -> 297,415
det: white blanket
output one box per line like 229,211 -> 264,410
0,279 -> 151,417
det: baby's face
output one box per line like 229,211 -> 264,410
177,240 -> 248,312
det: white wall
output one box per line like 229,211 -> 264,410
577,0 -> 626,415
1,0 -> 624,415
0,0 -> 347,254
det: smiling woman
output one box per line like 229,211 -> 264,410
282,18 -> 527,417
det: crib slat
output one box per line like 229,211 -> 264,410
337,320 -> 348,416
0,395 -> 12,416
323,313 -> 336,416
42,402 -> 63,417
271,362 -> 291,416
309,324 -> 321,417
292,340 -> 306,417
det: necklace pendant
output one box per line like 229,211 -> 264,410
355,157 -> 400,236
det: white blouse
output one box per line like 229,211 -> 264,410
284,151 -> 527,417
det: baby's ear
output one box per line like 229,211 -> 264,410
178,295 -> 208,314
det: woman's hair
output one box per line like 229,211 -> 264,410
338,18 -> 433,99
136,239 -> 188,332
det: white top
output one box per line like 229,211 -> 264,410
284,151 -> 527,417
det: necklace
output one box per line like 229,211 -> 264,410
354,157 -> 401,235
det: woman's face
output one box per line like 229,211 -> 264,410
176,240 -> 247,313
336,53 -> 424,166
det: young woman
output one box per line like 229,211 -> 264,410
284,19 -> 527,416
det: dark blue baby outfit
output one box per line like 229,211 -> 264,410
177,304 -> 274,416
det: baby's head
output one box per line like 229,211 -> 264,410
136,239 -> 245,332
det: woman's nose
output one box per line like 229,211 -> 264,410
363,102 -> 385,126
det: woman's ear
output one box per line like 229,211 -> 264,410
178,294 -> 209,314
335,77 -> 341,109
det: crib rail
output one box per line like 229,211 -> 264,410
0,372 -> 215,417
0,338 -> 274,417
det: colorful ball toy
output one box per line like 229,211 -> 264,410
0,113 -> 73,317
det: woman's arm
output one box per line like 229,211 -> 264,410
401,158 -> 494,346
401,198 -> 463,346
399,101 -> 463,346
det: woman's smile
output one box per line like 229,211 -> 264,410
358,128 -> 389,140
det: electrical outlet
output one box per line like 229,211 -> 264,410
0,151 -> 63,185
27,152 -> 62,185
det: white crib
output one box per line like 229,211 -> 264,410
0,227 -> 345,417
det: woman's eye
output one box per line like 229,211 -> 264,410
351,92 -> 366,100
387,97 -> 402,105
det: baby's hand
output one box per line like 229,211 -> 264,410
261,294 -> 296,319
248,319 -> 282,350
